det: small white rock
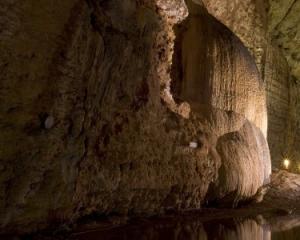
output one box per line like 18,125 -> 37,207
44,116 -> 55,129
189,141 -> 198,148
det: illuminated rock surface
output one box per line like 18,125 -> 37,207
69,171 -> 300,240
198,0 -> 300,168
1,0 -> 300,235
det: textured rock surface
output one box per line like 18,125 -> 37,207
197,0 -> 269,73
268,0 -> 300,167
172,1 -> 268,135
269,0 -> 300,80
190,0 -> 282,163
213,122 -> 270,204
171,0 -> 271,204
268,170 -> 300,202
197,0 -> 300,168
0,0 -> 271,234
264,45 -> 291,165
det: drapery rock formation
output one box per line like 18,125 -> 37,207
0,0 -> 272,234
172,1 -> 268,135
198,0 -> 299,169
171,0 -> 271,204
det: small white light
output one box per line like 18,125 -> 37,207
189,142 -> 198,149
283,158 -> 290,169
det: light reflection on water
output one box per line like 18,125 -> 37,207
273,227 -> 300,240
72,215 -> 300,240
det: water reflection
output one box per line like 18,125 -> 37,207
72,213 -> 300,240
273,226 -> 300,240
271,215 -> 300,240
204,219 -> 270,240
73,217 -> 274,240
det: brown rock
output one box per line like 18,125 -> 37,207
0,0 -> 272,234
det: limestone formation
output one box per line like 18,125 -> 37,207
268,0 -> 300,167
172,0 -> 270,205
172,1 -> 268,136
198,0 -> 300,168
0,0 -> 272,234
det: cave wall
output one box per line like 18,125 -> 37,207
196,0 -> 295,168
197,0 -> 269,73
0,0 -> 271,234
172,0 -> 271,205
264,45 -> 291,166
1,0 -> 204,232
268,0 -> 300,168
172,2 -> 268,136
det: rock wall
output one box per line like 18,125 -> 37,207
268,0 -> 300,169
196,0 -> 296,168
172,0 -> 270,205
264,45 -> 291,166
197,0 -> 269,73
172,1 -> 268,135
0,0 -> 271,234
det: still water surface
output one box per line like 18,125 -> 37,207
72,215 -> 300,240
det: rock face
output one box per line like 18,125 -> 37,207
172,1 -> 268,135
0,0 -> 271,234
268,0 -> 300,167
269,0 -> 300,80
199,0 -> 300,168
197,0 -> 269,74
264,45 -> 291,166
172,0 -> 270,205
